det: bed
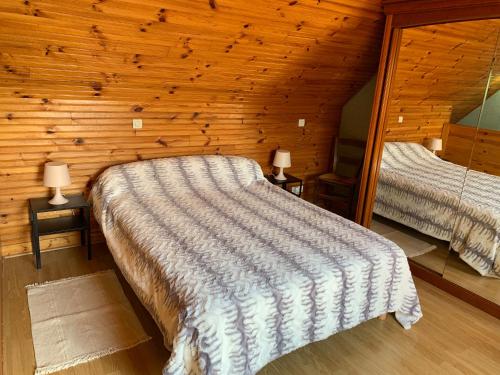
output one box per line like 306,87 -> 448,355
91,155 -> 422,375
374,142 -> 500,278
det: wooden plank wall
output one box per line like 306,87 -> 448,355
0,0 -> 384,256
442,123 -> 500,176
384,19 -> 500,143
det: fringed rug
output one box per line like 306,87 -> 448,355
26,270 -> 151,375
384,231 -> 437,258
371,218 -> 437,258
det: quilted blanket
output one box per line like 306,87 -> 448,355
91,155 -> 422,375
452,170 -> 500,277
374,142 -> 500,277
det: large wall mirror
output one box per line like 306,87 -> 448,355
368,19 -> 499,309
444,32 -> 500,304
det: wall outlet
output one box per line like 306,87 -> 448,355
132,118 -> 142,129
291,185 -> 303,195
298,118 -> 306,127
132,119 -> 143,129
398,115 -> 404,123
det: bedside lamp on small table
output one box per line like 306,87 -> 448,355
273,149 -> 291,181
44,161 -> 71,205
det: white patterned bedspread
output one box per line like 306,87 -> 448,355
91,155 -> 421,375
374,142 -> 500,277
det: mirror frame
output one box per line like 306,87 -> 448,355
356,0 -> 500,318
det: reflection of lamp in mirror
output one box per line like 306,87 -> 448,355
273,150 -> 291,181
424,138 -> 443,154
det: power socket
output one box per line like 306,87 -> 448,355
132,119 -> 143,129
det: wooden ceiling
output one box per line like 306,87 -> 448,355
0,0 -> 384,255
397,19 -> 500,122
385,19 -> 500,142
0,0 -> 383,105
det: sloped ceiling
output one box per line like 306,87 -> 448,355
394,19 -> 500,123
0,0 -> 383,110
385,18 -> 499,142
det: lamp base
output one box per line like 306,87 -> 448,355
273,167 -> 287,181
49,187 -> 69,205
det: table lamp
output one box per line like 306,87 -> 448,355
424,138 -> 443,154
44,161 -> 71,205
273,150 -> 291,181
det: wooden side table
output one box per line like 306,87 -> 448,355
28,194 -> 91,269
265,173 -> 303,197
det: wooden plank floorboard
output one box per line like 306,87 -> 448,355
2,245 -> 500,374
2,245 -> 167,375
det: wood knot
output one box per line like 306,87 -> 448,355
4,65 -> 15,74
158,8 -> 167,22
91,82 -> 102,91
156,137 -> 168,147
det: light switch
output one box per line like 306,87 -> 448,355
398,116 -> 404,123
132,119 -> 143,129
298,119 -> 306,127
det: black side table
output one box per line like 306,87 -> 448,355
265,173 -> 303,197
28,194 -> 91,269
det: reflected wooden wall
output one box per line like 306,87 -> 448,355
384,19 -> 500,143
0,0 -> 384,256
442,123 -> 500,176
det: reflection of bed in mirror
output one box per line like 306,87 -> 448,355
374,142 -> 500,278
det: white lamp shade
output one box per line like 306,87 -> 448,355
273,150 -> 291,168
424,138 -> 443,152
43,162 -> 71,188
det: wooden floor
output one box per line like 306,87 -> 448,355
371,215 -> 499,305
444,252 -> 500,305
2,245 -> 500,375
371,215 -> 450,274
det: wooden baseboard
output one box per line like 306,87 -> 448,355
409,260 -> 500,319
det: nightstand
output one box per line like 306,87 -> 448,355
28,194 -> 91,269
265,173 -> 303,197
